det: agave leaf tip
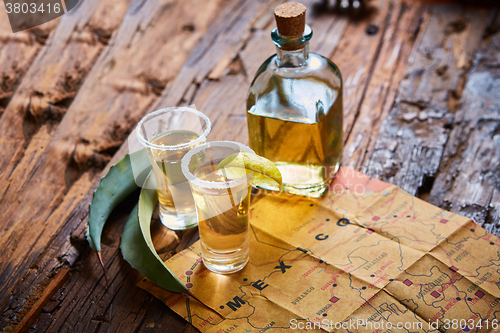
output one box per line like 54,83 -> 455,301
97,251 -> 110,288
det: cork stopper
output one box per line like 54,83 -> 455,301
274,3 -> 306,37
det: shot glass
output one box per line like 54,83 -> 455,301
181,141 -> 254,274
136,107 -> 211,230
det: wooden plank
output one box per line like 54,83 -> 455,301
364,3 -> 490,196
0,0 -> 132,205
333,0 -> 394,139
0,0 -> 226,330
344,1 -> 427,169
0,2 -> 133,329
428,10 -> 500,234
0,2 -> 59,117
154,0 -> 284,108
12,267 -> 69,333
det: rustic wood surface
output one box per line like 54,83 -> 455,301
0,0 -> 498,331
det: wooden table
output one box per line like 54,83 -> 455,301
0,0 -> 498,331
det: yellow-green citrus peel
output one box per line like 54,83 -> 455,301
216,152 -> 282,191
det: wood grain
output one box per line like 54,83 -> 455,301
12,267 -> 69,333
364,3 -> 490,196
428,10 -> 500,235
0,0 -> 132,203
0,2 -> 59,117
344,1 -> 426,169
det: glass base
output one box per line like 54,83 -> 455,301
201,243 -> 249,274
257,182 -> 330,198
257,163 -> 339,198
159,207 -> 198,230
282,183 -> 329,198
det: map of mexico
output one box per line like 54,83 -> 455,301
138,168 -> 500,332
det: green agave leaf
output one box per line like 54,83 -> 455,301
86,148 -> 151,252
121,172 -> 188,293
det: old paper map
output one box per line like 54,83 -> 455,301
138,168 -> 500,332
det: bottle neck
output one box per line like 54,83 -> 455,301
272,25 -> 312,68
276,44 -> 309,67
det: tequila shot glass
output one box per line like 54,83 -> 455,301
181,141 -> 254,274
136,107 -> 211,230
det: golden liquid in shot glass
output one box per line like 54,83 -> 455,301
149,130 -> 201,220
191,165 -> 251,274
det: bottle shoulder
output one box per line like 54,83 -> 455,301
247,53 -> 343,124
251,53 -> 342,82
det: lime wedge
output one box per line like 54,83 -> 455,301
216,152 -> 282,191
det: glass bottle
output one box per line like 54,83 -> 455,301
247,2 -> 343,198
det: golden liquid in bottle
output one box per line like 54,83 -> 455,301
247,77 -> 343,197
